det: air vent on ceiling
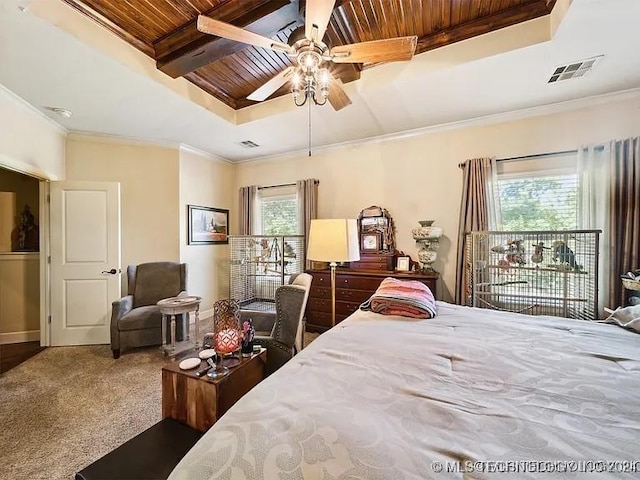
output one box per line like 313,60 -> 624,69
239,140 -> 260,148
548,55 -> 603,83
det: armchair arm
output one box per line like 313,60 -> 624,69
110,295 -> 133,353
111,295 -> 134,322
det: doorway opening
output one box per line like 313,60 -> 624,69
0,166 -> 47,373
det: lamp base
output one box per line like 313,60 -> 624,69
206,365 -> 229,379
330,261 -> 337,327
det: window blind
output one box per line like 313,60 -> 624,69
498,173 -> 579,231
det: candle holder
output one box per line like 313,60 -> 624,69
207,299 -> 241,379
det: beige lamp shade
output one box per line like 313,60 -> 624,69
307,219 -> 360,263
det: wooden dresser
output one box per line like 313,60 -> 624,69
305,269 -> 439,332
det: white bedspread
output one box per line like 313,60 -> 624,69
169,302 -> 640,479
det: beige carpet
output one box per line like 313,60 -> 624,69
0,331 -> 320,480
0,345 -> 166,480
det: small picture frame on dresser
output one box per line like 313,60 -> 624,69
396,256 -> 410,272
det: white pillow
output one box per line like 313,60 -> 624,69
603,305 -> 640,332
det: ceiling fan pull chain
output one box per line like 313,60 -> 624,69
308,99 -> 312,157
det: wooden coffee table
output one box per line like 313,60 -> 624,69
161,349 -> 267,432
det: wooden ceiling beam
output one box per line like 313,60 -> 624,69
413,0 -> 555,57
155,0 -> 303,79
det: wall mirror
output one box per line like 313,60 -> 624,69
357,206 -> 396,253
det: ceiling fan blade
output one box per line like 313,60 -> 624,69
327,73 -> 351,111
247,66 -> 296,102
330,36 -> 418,64
197,15 -> 294,54
305,0 -> 336,43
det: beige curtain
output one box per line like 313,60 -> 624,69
238,185 -> 258,235
455,158 -> 498,305
296,179 -> 319,269
609,137 -> 640,307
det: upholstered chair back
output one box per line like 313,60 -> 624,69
272,285 -> 306,349
128,262 -> 187,308
288,273 -> 312,352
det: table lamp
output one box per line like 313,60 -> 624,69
307,219 -> 360,326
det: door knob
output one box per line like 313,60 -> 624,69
101,268 -> 119,275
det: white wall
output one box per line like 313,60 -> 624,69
236,96 -> 640,302
0,85 -> 65,180
179,148 -> 236,315
65,135 -> 180,293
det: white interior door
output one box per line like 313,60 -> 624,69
50,181 -> 121,345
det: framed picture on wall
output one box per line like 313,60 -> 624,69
188,205 -> 229,245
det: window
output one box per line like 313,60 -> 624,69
496,155 -> 578,231
259,185 -> 299,235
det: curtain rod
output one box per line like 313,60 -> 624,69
457,146 -> 605,169
258,180 -> 320,190
497,149 -> 578,163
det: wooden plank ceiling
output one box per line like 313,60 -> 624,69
62,0 -> 556,110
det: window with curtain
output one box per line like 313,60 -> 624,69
492,148 -> 610,315
259,185 -> 299,235
496,154 -> 578,231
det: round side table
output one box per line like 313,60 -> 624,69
157,296 -> 202,357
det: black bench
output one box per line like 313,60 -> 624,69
75,418 -> 203,480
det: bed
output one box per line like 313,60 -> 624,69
169,302 -> 640,479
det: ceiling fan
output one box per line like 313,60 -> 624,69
197,0 -> 418,111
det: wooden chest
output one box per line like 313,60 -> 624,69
305,269 -> 439,332
348,252 -> 395,271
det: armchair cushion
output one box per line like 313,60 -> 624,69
118,306 -> 162,331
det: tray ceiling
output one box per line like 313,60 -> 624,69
61,0 -> 556,110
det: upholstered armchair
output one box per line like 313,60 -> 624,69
254,273 -> 312,375
111,262 -> 187,358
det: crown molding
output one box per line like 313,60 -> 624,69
236,87 -> 640,165
0,83 -> 68,135
179,144 -> 232,164
66,131 -> 180,150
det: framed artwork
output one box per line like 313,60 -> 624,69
361,232 -> 381,252
396,256 -> 410,272
188,205 -> 228,245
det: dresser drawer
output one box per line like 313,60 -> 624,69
307,297 -> 331,313
308,299 -> 360,316
311,286 -> 371,303
310,272 -> 331,286
335,300 -> 361,316
306,310 -> 332,329
349,260 -> 391,271
339,275 -> 386,291
335,288 -> 371,303
310,285 -> 331,299
306,310 -> 349,329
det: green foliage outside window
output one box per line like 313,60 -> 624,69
262,198 -> 298,235
498,175 -> 578,231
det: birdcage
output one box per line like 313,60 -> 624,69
229,235 -> 305,315
464,230 -> 600,320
